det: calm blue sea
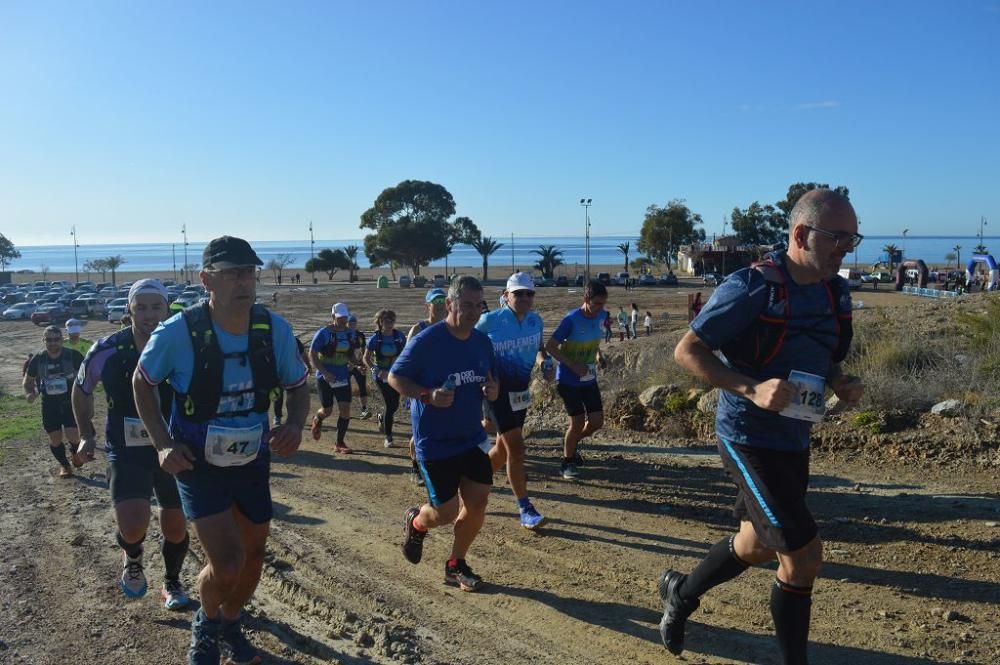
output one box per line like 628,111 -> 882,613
7,235 -> 999,274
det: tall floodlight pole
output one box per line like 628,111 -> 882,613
309,220 -> 315,258
580,198 -> 592,281
70,225 -> 79,284
182,223 -> 189,283
511,232 -> 515,273
172,243 -> 177,283
979,216 -> 988,250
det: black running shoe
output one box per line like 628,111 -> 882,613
444,559 -> 483,592
402,507 -> 426,564
658,570 -> 699,655
572,451 -> 585,466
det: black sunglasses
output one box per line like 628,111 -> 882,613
802,225 -> 864,250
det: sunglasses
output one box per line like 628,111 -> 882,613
802,225 -> 864,251
430,297 -> 446,305
512,290 -> 536,298
45,338 -> 62,343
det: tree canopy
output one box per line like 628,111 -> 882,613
637,200 -> 705,266
471,236 -> 503,281
730,202 -> 786,246
775,182 -> 851,219
360,180 -> 478,276
307,248 -> 351,281
0,233 -> 21,270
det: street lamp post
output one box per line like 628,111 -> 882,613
182,223 -> 189,284
70,225 -> 79,285
902,228 -> 908,258
309,220 -> 315,259
510,232 -> 515,273
579,198 -> 592,281
979,216 -> 988,252
172,243 -> 177,283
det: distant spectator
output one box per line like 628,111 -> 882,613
644,311 -> 653,336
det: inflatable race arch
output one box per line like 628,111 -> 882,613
966,254 -> 999,291
894,259 -> 929,290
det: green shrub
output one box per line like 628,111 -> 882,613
850,409 -> 883,434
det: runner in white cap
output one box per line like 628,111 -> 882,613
64,318 -> 93,356
309,302 -> 360,453
72,278 -> 192,608
475,272 -> 552,529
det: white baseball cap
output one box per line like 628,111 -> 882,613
331,302 -> 350,318
506,272 -> 535,292
65,319 -> 83,334
127,279 -> 169,304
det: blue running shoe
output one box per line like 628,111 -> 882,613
161,579 -> 191,610
519,503 -> 547,530
187,609 -> 221,665
120,550 -> 147,598
219,614 -> 261,665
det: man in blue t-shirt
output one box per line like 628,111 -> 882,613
475,272 -> 552,530
133,236 -> 309,665
545,280 -> 608,479
309,302 -> 360,453
390,275 -> 498,592
660,190 -> 864,664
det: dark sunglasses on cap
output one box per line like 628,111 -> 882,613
430,296 -> 446,305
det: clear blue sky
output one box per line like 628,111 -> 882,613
2,0 -> 998,246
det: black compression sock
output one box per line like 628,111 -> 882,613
384,412 -> 394,438
116,531 -> 145,559
678,536 -> 751,601
336,417 -> 350,444
771,578 -> 812,665
50,444 -> 70,467
162,534 -> 190,581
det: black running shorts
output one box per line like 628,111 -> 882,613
556,383 -> 603,417
108,458 -> 182,509
488,386 -> 530,434
718,440 -> 817,553
417,445 -> 493,507
41,398 -> 76,433
318,379 -> 352,409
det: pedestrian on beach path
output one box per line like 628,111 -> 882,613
392,275 -> 499,591
663,190 -> 864,664
133,236 -> 310,665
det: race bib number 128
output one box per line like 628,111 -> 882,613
779,370 -> 826,423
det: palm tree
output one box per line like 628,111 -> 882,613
953,245 -> 962,270
471,236 -> 503,281
617,242 -> 630,272
882,244 -> 900,276
344,245 -> 360,282
104,255 -> 126,286
974,243 -> 988,255
532,245 -> 564,279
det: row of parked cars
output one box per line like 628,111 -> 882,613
1,279 -> 206,325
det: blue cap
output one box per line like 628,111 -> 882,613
425,288 -> 446,303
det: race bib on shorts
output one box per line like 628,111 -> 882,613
580,363 -> 597,382
780,370 -> 826,423
508,389 -> 531,412
44,377 -> 68,396
204,424 -> 264,467
326,377 -> 350,388
478,437 -> 492,454
123,417 -> 153,447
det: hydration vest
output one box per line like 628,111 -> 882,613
176,302 -> 279,422
319,328 -> 354,358
101,328 -> 173,421
371,329 -> 405,365
36,351 -> 76,397
719,252 -> 853,370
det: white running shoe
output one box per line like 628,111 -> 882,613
161,579 -> 191,610
120,550 -> 147,598
384,438 -> 394,448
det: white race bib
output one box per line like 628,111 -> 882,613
779,370 -> 826,423
123,417 -> 153,447
478,437 -> 493,454
508,389 -> 532,412
204,424 -> 263,467
580,363 -> 597,382
44,377 -> 68,396
326,376 -> 350,388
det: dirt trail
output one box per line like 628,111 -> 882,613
2,280 -> 999,664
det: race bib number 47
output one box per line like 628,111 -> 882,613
779,370 -> 826,423
205,424 -> 263,467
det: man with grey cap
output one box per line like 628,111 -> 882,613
73,278 -> 192,609
133,236 -> 310,665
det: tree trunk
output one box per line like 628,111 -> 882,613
482,256 -> 488,281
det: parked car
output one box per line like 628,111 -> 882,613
2,302 -> 38,320
615,271 -> 630,286
432,275 -> 446,288
2,292 -> 26,305
639,274 -> 657,286
168,293 -> 199,313
106,298 -> 129,322
398,275 -> 412,288
703,272 -> 722,286
70,296 -> 107,318
412,275 -> 428,288
35,294 -> 60,305
596,272 -> 612,286
555,275 -> 569,287
98,286 -> 117,297
536,277 -> 555,287
658,272 -> 679,286
574,275 -> 586,286
31,304 -> 70,326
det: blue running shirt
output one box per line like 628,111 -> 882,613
551,307 -> 608,386
390,322 -> 495,462
311,327 -> 357,384
475,308 -> 542,390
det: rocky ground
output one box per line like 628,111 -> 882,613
1,277 -> 998,664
